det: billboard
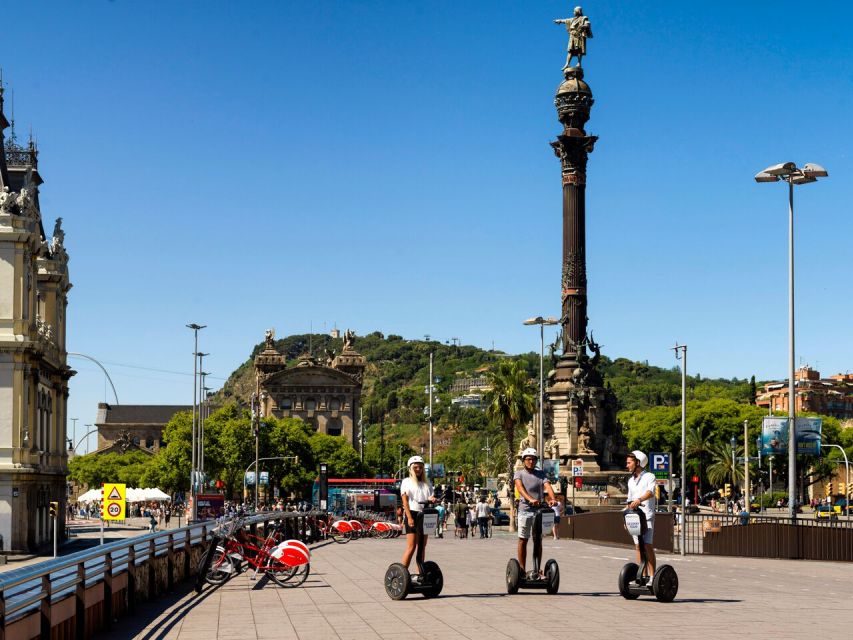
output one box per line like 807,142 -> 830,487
649,452 -> 670,485
428,463 -> 445,479
761,417 -> 822,456
196,494 -> 225,521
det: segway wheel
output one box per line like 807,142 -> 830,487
652,564 -> 678,603
422,561 -> 444,598
618,562 -> 640,600
545,559 -> 560,595
506,558 -> 521,594
384,563 -> 411,601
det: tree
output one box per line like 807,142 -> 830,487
484,360 -> 535,529
309,433 -> 360,478
707,441 -> 743,488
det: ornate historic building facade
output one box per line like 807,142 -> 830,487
255,330 -> 365,445
94,404 -> 190,454
0,83 -> 73,552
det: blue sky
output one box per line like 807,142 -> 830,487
2,1 -> 851,452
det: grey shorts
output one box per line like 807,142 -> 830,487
517,511 -> 537,539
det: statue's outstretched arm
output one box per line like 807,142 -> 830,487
554,19 -> 569,24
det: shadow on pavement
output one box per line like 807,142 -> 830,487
99,582 -> 216,640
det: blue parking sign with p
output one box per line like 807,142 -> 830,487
650,452 -> 670,481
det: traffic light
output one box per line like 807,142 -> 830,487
49,501 -> 59,517
828,482 -> 835,496
840,482 -> 846,496
724,483 -> 731,498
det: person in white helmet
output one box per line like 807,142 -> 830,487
626,450 -> 657,581
400,455 -> 437,569
514,448 -> 556,576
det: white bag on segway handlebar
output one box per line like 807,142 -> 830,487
421,513 -> 438,536
624,512 -> 642,537
540,511 -> 555,532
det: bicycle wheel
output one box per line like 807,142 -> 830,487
269,562 -> 310,588
205,545 -> 235,586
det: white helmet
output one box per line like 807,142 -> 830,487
407,455 -> 425,467
629,450 -> 648,468
521,447 -> 538,460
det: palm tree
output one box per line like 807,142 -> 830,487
707,441 -> 744,489
685,426 -> 711,488
484,360 -> 535,529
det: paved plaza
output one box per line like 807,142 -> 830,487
99,529 -> 849,640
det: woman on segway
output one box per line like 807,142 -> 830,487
514,448 -> 556,576
400,456 -> 436,570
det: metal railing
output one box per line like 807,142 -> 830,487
677,512 -> 853,561
0,511 -> 315,637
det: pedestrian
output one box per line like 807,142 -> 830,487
453,500 -> 468,538
148,512 -> 157,533
476,496 -> 490,538
552,499 -> 562,540
164,505 -> 171,528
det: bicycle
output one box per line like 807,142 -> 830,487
206,519 -> 310,588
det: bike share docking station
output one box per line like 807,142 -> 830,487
506,505 -> 560,594
384,504 -> 444,600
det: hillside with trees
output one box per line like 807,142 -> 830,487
69,332 -> 852,500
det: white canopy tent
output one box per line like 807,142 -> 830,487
75,487 -> 171,503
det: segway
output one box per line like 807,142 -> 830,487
618,508 -> 678,602
384,503 -> 444,600
506,505 -> 559,594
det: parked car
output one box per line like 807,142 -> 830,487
814,505 -> 838,520
490,508 -> 509,526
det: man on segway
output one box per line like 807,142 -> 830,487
626,450 -> 657,582
514,448 -> 556,577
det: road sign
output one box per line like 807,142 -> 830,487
102,483 -> 126,521
572,459 -> 584,477
650,452 -> 670,485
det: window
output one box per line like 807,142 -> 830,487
281,398 -> 293,410
305,399 -> 316,411
326,417 -> 343,436
329,398 -> 341,411
146,436 -> 154,449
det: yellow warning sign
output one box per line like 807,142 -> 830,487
103,483 -> 126,520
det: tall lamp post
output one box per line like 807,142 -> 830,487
672,343 -> 687,555
730,436 -> 737,505
821,444 -> 850,518
755,161 -> 828,518
186,323 -> 206,520
523,316 -> 559,461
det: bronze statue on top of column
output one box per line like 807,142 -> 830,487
554,6 -> 593,70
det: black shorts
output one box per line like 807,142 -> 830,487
455,516 -> 467,528
405,517 -> 420,534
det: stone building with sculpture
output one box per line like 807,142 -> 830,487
0,82 -> 74,552
254,329 -> 365,445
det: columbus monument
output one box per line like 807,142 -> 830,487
544,8 -> 627,488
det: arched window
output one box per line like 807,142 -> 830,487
326,417 -> 343,437
329,398 -> 341,412
305,399 -> 316,411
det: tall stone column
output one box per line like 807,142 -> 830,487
544,65 -> 626,485
551,67 -> 597,381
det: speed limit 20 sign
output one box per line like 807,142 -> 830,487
102,483 -> 126,521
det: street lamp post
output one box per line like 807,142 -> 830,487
730,436 -> 737,506
672,343 -> 687,555
523,316 -> 559,461
821,444 -> 850,517
186,323 -> 206,520
744,420 -> 750,508
755,161 -> 828,518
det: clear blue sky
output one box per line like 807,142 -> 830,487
2,1 -> 851,452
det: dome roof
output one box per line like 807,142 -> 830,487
556,75 -> 592,97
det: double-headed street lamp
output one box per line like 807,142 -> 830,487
755,162 -> 828,518
523,316 -> 559,461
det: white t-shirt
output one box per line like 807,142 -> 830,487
476,501 -> 490,518
627,470 -> 657,525
400,478 -> 433,512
